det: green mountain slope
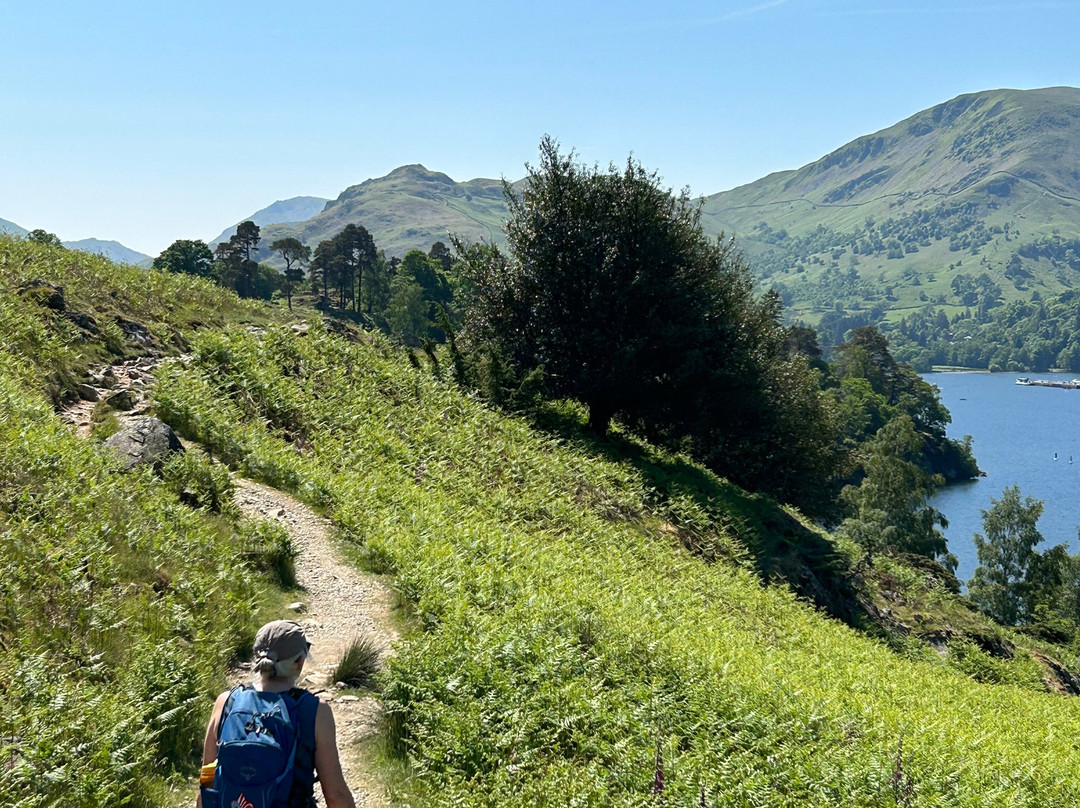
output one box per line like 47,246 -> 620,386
154,322 -> 1080,805
259,165 -> 512,259
699,87 -> 1080,324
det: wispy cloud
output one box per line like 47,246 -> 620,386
811,0 -> 1076,16
721,0 -> 793,21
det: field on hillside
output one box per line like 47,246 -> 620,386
154,322 -> 1080,807
0,237 -> 285,806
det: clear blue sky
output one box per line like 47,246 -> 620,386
3,0 -> 1079,256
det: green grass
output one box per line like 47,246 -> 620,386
333,635 -> 383,689
0,238 -> 288,806
153,322 -> 1080,806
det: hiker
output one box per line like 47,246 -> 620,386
197,620 -> 356,808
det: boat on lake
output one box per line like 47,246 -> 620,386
1014,377 -> 1080,389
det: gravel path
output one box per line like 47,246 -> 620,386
232,479 -> 398,807
62,359 -> 399,806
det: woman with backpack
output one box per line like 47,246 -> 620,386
197,620 -> 357,808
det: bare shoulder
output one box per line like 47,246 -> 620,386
315,699 -> 337,730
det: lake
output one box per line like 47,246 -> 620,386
927,371 -> 1080,583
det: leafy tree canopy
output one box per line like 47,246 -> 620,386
27,229 -> 62,248
838,414 -> 949,564
458,137 -> 842,515
968,485 -> 1046,625
153,239 -> 214,278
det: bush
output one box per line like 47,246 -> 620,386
239,518 -> 297,588
161,450 -> 237,516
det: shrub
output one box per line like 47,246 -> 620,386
239,518 -> 298,588
161,450 -> 238,516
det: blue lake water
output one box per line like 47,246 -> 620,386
927,372 -> 1080,583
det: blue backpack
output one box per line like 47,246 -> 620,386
202,685 -> 319,808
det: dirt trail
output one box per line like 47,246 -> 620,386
61,359 -> 398,807
232,479 -> 397,807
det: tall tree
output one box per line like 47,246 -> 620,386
968,485 -> 1045,625
232,221 -> 261,299
27,229 -> 63,247
337,224 -> 377,313
458,137 -> 841,515
309,239 -> 335,301
153,239 -> 214,278
270,237 -> 310,310
429,240 -> 453,274
215,221 -> 261,298
837,415 -> 949,565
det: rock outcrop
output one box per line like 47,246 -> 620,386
104,416 -> 183,470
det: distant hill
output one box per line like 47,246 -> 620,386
0,217 -> 28,237
228,88 -> 1080,319
210,196 -> 330,246
257,165 -> 513,261
63,238 -> 151,266
698,87 -> 1080,326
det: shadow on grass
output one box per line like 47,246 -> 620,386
531,402 -> 865,627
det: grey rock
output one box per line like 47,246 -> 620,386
104,389 -> 136,411
286,601 -> 307,613
77,384 -> 100,402
66,311 -> 98,333
115,318 -> 154,347
103,416 -> 184,470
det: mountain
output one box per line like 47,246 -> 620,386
63,238 -> 151,266
258,165 -> 512,260
698,87 -> 1080,325
0,217 -> 28,237
210,195 -> 330,246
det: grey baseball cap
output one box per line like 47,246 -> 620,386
252,620 -> 311,662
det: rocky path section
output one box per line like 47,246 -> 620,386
232,479 -> 398,807
59,356 -> 163,437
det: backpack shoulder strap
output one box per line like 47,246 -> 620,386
215,684 -> 250,741
287,688 -> 320,807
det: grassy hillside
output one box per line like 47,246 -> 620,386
7,232 -> 1080,806
699,87 -> 1080,325
0,236 -> 287,806
152,321 -> 1080,806
258,165 -> 513,261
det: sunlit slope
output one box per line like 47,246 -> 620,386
0,236 -> 278,806
700,87 -> 1080,320
702,87 -> 1080,237
155,324 -> 1080,806
259,165 -> 511,261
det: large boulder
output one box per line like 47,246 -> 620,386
104,416 -> 183,471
